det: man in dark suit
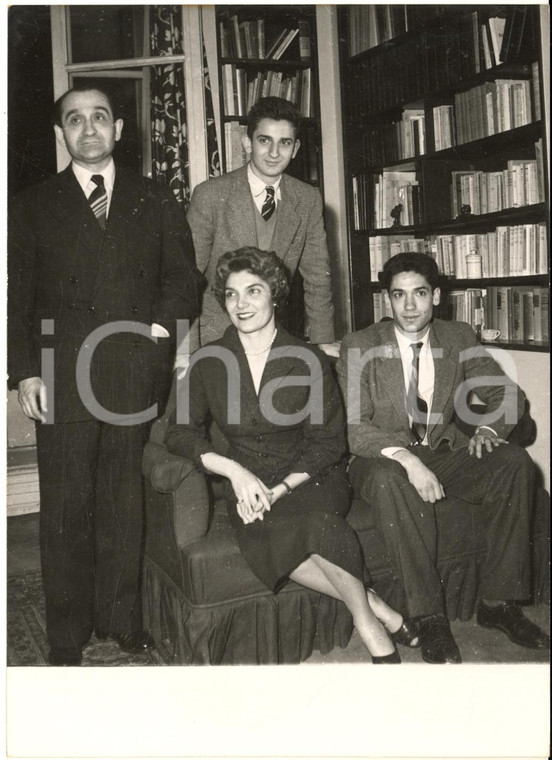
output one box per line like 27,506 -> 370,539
336,252 -> 549,663
187,97 -> 339,355
8,85 -> 204,665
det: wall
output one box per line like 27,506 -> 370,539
488,350 -> 550,491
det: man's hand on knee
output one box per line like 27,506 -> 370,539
392,449 -> 445,503
468,428 -> 509,459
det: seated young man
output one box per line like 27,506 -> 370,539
336,251 -> 549,664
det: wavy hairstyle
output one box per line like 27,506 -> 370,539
213,247 -> 289,309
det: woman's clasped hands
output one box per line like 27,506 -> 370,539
230,465 -> 275,524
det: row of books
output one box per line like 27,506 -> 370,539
454,77 -> 534,145
364,223 -> 548,282
349,16 -> 537,119
348,6 -> 535,63
448,286 -> 549,343
482,7 -> 536,68
348,5 -> 407,56
368,236 -> 426,282
450,158 -> 545,218
347,6 -> 470,57
428,224 -> 548,279
352,171 -> 423,232
222,64 -> 313,117
219,15 -> 311,60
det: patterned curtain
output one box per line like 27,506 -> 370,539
150,6 -> 190,204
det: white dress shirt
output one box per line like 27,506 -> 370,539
72,159 -> 116,217
247,163 -> 282,214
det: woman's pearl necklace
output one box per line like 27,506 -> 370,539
243,328 -> 278,356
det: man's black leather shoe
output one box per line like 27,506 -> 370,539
48,648 -> 82,666
106,631 -> 156,654
477,602 -> 550,649
420,614 -> 462,664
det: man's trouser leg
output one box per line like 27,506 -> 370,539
416,442 -> 533,602
36,421 -> 99,652
348,455 -> 445,618
36,419 -> 149,650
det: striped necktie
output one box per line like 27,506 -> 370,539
261,186 -> 276,221
89,174 -> 107,229
407,342 -> 428,444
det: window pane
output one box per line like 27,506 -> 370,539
68,6 -> 145,63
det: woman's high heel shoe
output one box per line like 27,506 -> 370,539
389,618 -> 421,649
372,648 -> 401,664
365,586 -> 421,649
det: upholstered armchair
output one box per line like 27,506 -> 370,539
142,387 -> 549,665
141,391 -> 353,665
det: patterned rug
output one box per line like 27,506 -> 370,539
6,571 -> 172,666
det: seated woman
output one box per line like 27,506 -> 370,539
165,247 -> 419,663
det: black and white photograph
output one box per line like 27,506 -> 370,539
4,4 -> 550,758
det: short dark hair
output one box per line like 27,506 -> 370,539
53,84 -> 119,127
380,252 -> 440,292
246,97 -> 300,139
213,247 -> 289,309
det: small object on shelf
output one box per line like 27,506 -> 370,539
466,251 -> 483,279
481,328 -> 501,342
390,203 -> 403,228
459,204 -> 472,218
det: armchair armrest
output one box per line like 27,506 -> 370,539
143,441 -> 210,553
143,441 -> 198,493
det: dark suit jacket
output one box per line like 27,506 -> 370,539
165,325 -> 346,485
186,165 -> 335,346
8,164 -> 205,422
336,318 -> 526,459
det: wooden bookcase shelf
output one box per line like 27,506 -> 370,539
339,4 -> 549,350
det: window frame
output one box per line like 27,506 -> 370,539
50,6 -> 209,187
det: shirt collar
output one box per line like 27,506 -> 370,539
247,163 -> 282,199
72,159 -> 116,195
394,326 -> 431,358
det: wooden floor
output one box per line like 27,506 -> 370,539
7,512 -> 550,665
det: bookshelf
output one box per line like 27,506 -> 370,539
215,5 -> 321,186
339,5 -> 549,352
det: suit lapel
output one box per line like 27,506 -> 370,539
48,165 -> 106,251
272,175 -> 301,262
227,167 -> 258,247
108,165 -> 149,230
428,322 -> 458,433
375,323 -> 411,433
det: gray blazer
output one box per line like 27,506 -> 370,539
336,318 -> 526,459
187,165 -> 335,346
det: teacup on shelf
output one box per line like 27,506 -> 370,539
481,328 -> 501,342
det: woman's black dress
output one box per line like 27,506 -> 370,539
165,325 -> 364,592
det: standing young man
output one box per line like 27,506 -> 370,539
336,252 -> 549,663
8,85 -> 204,665
187,97 -> 338,355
